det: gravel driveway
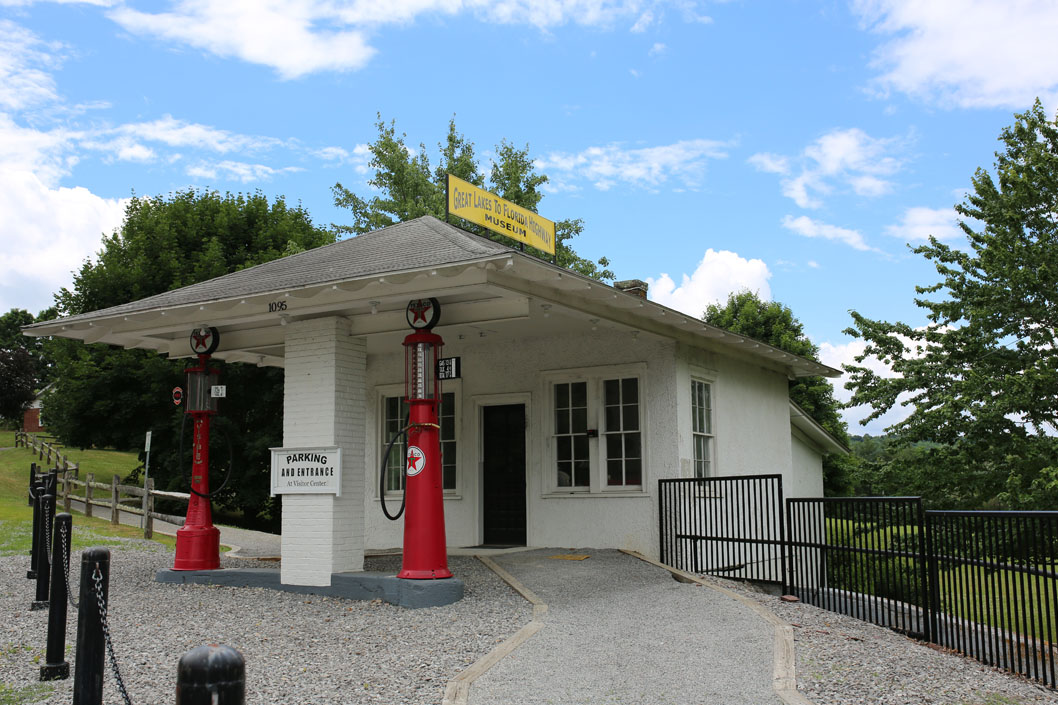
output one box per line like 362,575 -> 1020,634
718,579 -> 1058,705
5,537 -> 1058,705
1,537 -> 529,705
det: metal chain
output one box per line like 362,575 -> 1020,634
59,523 -> 78,608
42,499 -> 53,567
92,564 -> 133,705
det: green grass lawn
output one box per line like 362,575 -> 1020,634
0,432 -> 176,555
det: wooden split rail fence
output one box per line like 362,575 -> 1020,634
15,430 -> 79,476
18,431 -> 190,539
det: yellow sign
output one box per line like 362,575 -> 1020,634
447,174 -> 556,255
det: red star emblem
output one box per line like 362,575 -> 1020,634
191,329 -> 212,351
406,446 -> 426,476
409,300 -> 432,323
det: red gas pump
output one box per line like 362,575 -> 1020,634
380,299 -> 452,580
173,327 -> 222,571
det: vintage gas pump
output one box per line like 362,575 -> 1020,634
172,327 -> 222,571
380,298 -> 452,580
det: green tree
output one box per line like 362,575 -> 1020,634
46,189 -> 333,529
704,289 -> 853,494
0,347 -> 35,424
332,116 -> 614,281
844,100 -> 1058,508
0,307 -> 55,425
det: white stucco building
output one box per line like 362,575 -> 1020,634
26,216 -> 845,587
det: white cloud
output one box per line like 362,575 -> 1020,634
0,113 -> 76,186
781,214 -> 875,252
186,160 -> 303,183
855,0 -> 1058,109
747,152 -> 788,175
884,206 -> 963,243
114,115 -> 283,153
648,42 -> 666,55
647,249 -> 772,317
0,169 -> 127,314
538,138 -> 729,191
107,0 -> 695,79
0,20 -> 64,111
631,10 -> 654,32
752,128 -> 903,209
109,2 -> 375,81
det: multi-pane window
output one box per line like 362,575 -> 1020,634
691,379 -> 714,478
550,371 -> 645,492
382,392 -> 456,492
554,381 -> 589,487
604,378 -> 641,486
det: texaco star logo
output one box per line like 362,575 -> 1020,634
189,326 -> 220,355
406,298 -> 441,330
406,446 -> 426,477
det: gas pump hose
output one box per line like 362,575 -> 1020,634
379,423 -> 412,521
378,420 -> 443,521
177,411 -> 236,500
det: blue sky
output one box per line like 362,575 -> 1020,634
3,0 -> 1057,434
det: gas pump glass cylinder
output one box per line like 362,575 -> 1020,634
187,369 -> 219,412
405,340 -> 439,402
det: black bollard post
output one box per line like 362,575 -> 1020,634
176,644 -> 245,705
28,470 -> 41,579
31,491 -> 54,610
41,513 -> 72,680
73,547 -> 109,705
28,461 -> 37,505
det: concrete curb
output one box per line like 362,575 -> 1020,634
441,555 -> 549,705
619,549 -> 815,705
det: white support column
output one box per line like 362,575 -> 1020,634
280,317 -> 366,586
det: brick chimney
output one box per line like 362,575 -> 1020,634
613,279 -> 648,299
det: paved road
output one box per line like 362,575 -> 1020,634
468,549 -> 783,705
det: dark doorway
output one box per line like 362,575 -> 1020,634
482,404 -> 527,546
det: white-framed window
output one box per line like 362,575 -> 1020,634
691,378 -> 714,478
379,386 -> 458,493
603,378 -> 642,486
546,366 -> 646,494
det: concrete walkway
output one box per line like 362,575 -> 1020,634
465,549 -> 787,705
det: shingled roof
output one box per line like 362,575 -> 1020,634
38,215 -> 512,326
24,215 -> 840,379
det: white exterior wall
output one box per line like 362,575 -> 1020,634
789,429 -> 826,499
281,317 -> 366,585
362,329 -> 803,558
675,343 -> 794,484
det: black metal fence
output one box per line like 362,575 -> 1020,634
786,497 -> 930,638
658,475 -> 786,585
927,511 -> 1058,686
659,483 -> 1058,688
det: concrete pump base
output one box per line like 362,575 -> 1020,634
155,568 -> 464,609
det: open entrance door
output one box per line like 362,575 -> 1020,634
482,404 -> 527,546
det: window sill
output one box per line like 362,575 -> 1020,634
541,490 -> 650,499
377,492 -> 462,501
